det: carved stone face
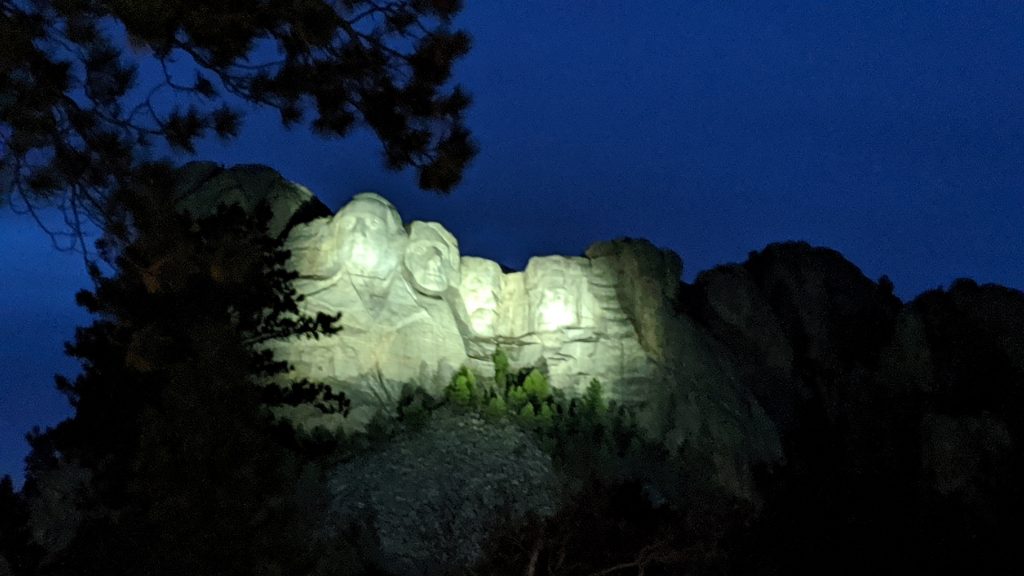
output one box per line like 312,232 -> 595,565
404,221 -> 460,296
535,287 -> 576,331
334,193 -> 405,279
526,259 -> 581,332
458,257 -> 503,336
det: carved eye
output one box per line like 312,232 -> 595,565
368,219 -> 382,230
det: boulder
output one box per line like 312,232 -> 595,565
328,411 -> 557,575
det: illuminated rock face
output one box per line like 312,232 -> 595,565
173,167 -> 783,497
268,193 -> 466,429
486,255 -> 658,399
275,193 -> 673,418
174,166 -> 782,494
265,192 -> 781,497
172,165 -> 781,497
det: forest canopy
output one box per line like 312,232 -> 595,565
0,0 -> 476,247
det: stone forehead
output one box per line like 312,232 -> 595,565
407,221 -> 460,273
408,220 -> 457,249
460,257 -> 502,279
338,192 -> 403,225
525,256 -> 588,284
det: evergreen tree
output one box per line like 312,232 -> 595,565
446,366 -> 477,407
1,0 -> 475,243
517,403 -> 536,424
484,395 -> 508,421
521,368 -> 550,404
492,347 -> 510,390
506,386 -> 529,412
536,402 -> 555,431
582,378 -> 607,417
0,475 -> 41,576
21,164 -> 346,576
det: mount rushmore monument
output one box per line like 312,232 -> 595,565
280,191 -> 691,425
174,162 -> 782,496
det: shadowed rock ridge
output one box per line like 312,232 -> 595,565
689,244 -> 1024,573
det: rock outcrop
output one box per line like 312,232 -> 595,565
255,191 -> 783,498
166,164 -> 787,498
329,410 -> 557,574
173,162 -> 330,237
687,247 -> 1024,572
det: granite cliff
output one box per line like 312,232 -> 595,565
174,164 -> 784,500
171,163 -> 1024,573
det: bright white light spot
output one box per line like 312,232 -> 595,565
538,290 -> 575,331
349,242 -> 381,272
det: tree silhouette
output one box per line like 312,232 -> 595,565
1,0 -> 475,247
19,164 -> 348,576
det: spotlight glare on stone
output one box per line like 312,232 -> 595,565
350,243 -> 380,272
538,293 -> 575,331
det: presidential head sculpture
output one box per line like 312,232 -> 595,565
404,221 -> 460,296
525,258 -> 582,332
458,257 -> 504,337
333,192 -> 406,280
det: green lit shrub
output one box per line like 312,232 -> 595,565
483,395 -> 507,421
506,385 -> 529,412
582,378 -> 607,417
493,347 -> 511,389
446,366 -> 478,407
517,403 -> 536,420
522,368 -> 551,403
536,402 -> 555,430
439,364 -> 664,499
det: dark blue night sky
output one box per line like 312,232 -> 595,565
2,1 -> 1023,484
